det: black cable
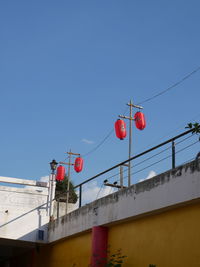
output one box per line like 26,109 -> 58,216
83,128 -> 114,157
175,133 -> 194,145
80,67 -> 200,159
137,66 -> 200,105
95,183 -> 104,200
82,104 -> 130,158
105,145 -> 172,182
121,140 -> 199,181
101,134 -> 196,183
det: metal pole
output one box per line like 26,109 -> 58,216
79,184 -> 82,208
128,99 -> 132,187
74,128 -> 194,190
57,199 -> 60,219
49,172 -> 54,218
120,165 -> 123,189
66,150 -> 71,214
172,140 -> 176,169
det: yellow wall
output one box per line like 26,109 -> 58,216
35,231 -> 91,267
35,202 -> 200,267
108,202 -> 200,267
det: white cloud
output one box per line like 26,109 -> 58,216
24,175 -> 50,190
40,175 -> 49,183
81,138 -> 95,145
139,170 -> 156,182
82,181 -> 114,204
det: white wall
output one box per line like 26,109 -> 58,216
0,179 -> 77,243
0,185 -> 49,242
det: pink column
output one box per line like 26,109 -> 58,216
91,226 -> 108,267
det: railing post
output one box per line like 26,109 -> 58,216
57,199 -> 60,219
120,165 -> 123,189
172,140 -> 175,169
79,185 -> 82,208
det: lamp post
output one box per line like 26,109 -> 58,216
49,159 -> 58,218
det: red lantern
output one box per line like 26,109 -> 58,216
115,119 -> 127,140
74,157 -> 84,173
134,112 -> 146,130
56,165 -> 65,181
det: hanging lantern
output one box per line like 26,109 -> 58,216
74,157 -> 84,173
115,119 -> 127,140
56,165 -> 65,181
134,111 -> 146,130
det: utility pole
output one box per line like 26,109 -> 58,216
60,150 -> 80,214
119,100 -> 143,186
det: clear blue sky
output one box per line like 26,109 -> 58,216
0,0 -> 200,187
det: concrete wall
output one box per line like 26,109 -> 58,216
48,159 -> 200,243
35,202 -> 200,267
35,232 -> 91,267
0,185 -> 49,242
108,201 -> 200,267
0,179 -> 76,243
32,159 -> 200,267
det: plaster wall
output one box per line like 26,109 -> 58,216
49,159 -> 200,242
0,185 -> 49,242
0,182 -> 76,242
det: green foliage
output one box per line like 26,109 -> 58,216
185,122 -> 200,134
105,249 -> 127,267
89,248 -> 127,267
55,175 -> 78,203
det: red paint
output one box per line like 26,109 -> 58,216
74,157 -> 84,173
91,226 -> 108,267
56,165 -> 65,181
134,111 -> 146,130
115,119 -> 127,140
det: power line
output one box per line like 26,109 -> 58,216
82,105 -> 130,158
82,128 -> 114,157
79,66 -> 200,159
137,66 -> 200,105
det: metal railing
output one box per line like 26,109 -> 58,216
73,128 -> 199,208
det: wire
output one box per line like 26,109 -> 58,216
82,104 -> 130,158
121,139 -> 199,181
83,128 -> 114,157
105,145 -> 172,182
176,133 -> 194,145
96,183 -> 104,200
137,66 -> 200,105
104,133 -> 195,183
133,114 -> 199,155
64,67 -> 200,161
82,67 -> 200,158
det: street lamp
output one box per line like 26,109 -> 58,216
50,159 -> 58,173
49,159 -> 58,218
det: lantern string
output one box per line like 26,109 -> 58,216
136,66 -> 200,105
